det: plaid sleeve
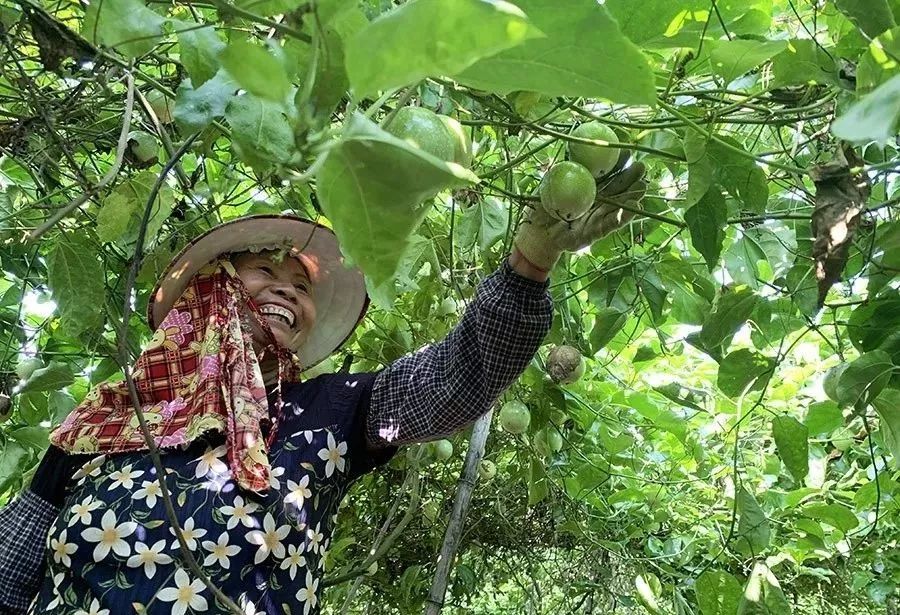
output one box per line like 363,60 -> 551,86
367,260 -> 553,447
0,489 -> 57,614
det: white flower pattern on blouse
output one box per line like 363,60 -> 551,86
169,517 -> 207,551
49,529 -> 77,566
317,432 -> 347,477
246,513 -> 291,565
221,495 -> 260,530
68,495 -> 103,526
74,597 -> 110,615
80,509 -> 136,561
202,531 -> 241,569
133,479 -> 163,507
158,568 -> 208,615
106,464 -> 143,491
126,539 -> 172,579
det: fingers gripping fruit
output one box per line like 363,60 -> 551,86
499,400 -> 531,434
568,121 -> 620,178
547,345 -> 586,385
539,161 -> 597,222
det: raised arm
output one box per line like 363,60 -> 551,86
366,251 -> 553,448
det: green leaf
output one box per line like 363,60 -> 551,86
233,0 -> 304,18
724,234 -> 767,289
735,487 -> 771,556
801,503 -> 859,532
225,93 -> 296,170
589,307 -> 628,353
175,22 -> 225,87
832,74 -> 900,143
174,70 -> 237,132
834,350 -> 895,407
772,415 -> 809,482
18,392 -> 48,426
345,0 -> 539,97
457,0 -> 656,104
717,349 -> 774,398
49,391 -> 77,424
835,0 -> 897,38
9,425 -> 50,450
607,0 -> 772,48
528,458 -> 549,505
456,198 -> 508,252
82,0 -> 166,58
683,131 -> 768,212
804,401 -> 844,435
872,388 -> 900,467
698,287 -> 758,353
47,236 -> 105,337
19,360 -> 75,393
696,570 -> 742,615
708,39 -> 787,84
857,27 -> 900,93
0,442 -> 28,495
316,114 -> 477,288
847,293 -> 900,352
685,189 -> 727,272
96,171 -> 175,255
770,39 -> 840,87
634,573 -> 662,614
220,39 -> 291,103
740,563 -> 792,614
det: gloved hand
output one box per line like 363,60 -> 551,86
514,152 -> 647,272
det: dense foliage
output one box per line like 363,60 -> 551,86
0,0 -> 899,612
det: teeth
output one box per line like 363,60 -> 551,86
259,304 -> 295,327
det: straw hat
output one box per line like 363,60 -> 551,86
147,215 -> 368,369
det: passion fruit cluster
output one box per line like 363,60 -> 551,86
539,121 -> 621,222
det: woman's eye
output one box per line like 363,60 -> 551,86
259,265 -> 274,276
295,283 -> 309,293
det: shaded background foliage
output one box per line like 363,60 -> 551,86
0,0 -> 898,612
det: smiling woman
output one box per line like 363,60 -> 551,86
0,201 -> 657,614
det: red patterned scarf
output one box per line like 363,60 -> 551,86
50,260 -> 299,493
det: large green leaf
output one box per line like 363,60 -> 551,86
770,39 -> 840,87
175,22 -> 225,87
707,39 -> 787,84
832,74 -> 900,142
590,307 -> 628,353
717,349 -> 774,398
772,415 -> 809,482
695,288 -> 758,359
847,293 -> 900,352
872,388 -> 900,467
683,132 -> 768,212
315,114 -> 477,288
735,487 -> 771,556
47,236 -> 105,337
833,350 -> 895,407
455,198 -> 508,252
0,442 -> 28,495
804,401 -> 844,436
834,0 -> 896,38
606,0 -> 772,48
801,503 -> 859,532
225,93 -> 296,170
19,361 -> 75,394
81,0 -> 166,58
685,189 -> 727,272
345,0 -> 539,97
174,70 -> 237,133
457,0 -> 656,104
696,570 -> 742,615
739,563 -> 792,614
96,171 -> 175,255
220,39 -> 292,103
857,27 -> 900,93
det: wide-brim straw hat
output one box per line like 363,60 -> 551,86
147,215 -> 368,369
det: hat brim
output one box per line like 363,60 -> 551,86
147,215 -> 368,370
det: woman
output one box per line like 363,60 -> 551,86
0,163 -> 643,614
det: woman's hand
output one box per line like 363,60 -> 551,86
513,152 -> 647,273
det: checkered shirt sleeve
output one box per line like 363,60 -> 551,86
0,489 -> 58,614
367,261 -> 553,447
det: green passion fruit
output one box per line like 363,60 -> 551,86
567,121 -> 620,178
438,115 -> 472,167
499,400 -> 531,434
387,107 -> 456,162
539,161 -> 596,222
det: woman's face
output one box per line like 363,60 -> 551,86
231,251 -> 317,352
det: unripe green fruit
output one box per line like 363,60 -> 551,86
146,90 -> 174,124
499,400 -> 530,434
128,131 -> 159,163
386,107 -> 456,162
539,162 -> 596,222
438,115 -> 472,167
547,345 -> 586,385
478,459 -> 497,480
568,121 -> 620,178
431,439 -> 453,461
534,428 -> 564,456
16,358 -> 43,381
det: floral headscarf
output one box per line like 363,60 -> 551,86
50,260 -> 300,493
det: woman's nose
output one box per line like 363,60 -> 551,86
272,285 -> 298,304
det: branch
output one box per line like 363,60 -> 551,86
425,410 -> 493,614
27,70 -> 136,242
